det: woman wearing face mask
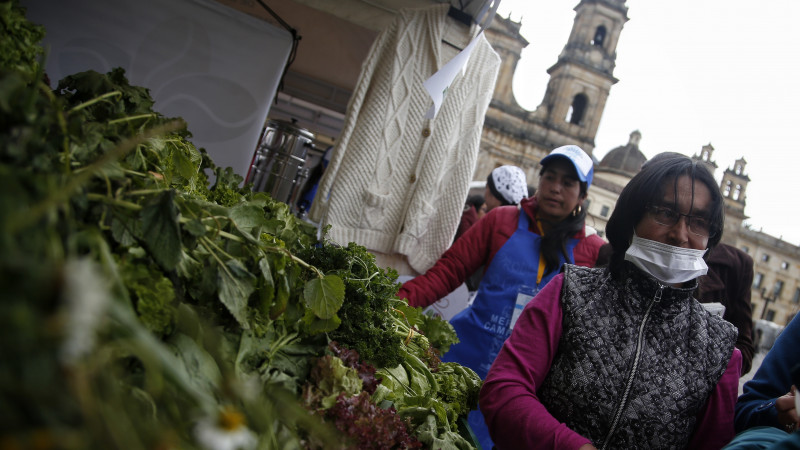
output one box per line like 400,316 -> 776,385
480,152 -> 741,450
397,145 -> 604,450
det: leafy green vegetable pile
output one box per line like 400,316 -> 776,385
0,2 -> 481,449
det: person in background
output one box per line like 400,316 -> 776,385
700,242 -> 756,375
454,194 -> 487,292
482,164 -> 527,213
295,146 -> 332,215
454,194 -> 485,242
480,152 -> 740,449
594,153 -> 756,375
398,145 -> 604,450
730,314 -> 800,448
458,166 -> 526,291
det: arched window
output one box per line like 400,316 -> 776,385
733,184 -> 742,201
723,180 -> 732,197
591,26 -> 606,47
735,164 -> 743,175
566,93 -> 588,125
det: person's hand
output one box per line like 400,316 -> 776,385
578,444 -> 598,450
776,385 -> 800,432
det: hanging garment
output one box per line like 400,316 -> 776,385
308,4 -> 501,274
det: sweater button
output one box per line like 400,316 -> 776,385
409,174 -> 417,183
422,128 -> 431,137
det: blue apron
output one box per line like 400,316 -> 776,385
443,210 -> 578,449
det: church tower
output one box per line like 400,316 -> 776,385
534,0 -> 629,153
692,143 -> 719,176
476,1 -> 629,183
719,157 -> 750,244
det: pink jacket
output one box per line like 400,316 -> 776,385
479,274 -> 742,450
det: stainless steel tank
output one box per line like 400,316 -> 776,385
246,119 -> 314,206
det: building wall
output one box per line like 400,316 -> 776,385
733,229 -> 800,326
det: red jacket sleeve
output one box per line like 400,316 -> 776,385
479,274 -> 593,449
397,205 -> 518,307
573,232 -> 605,267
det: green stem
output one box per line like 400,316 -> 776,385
199,237 -> 234,280
108,113 -> 157,125
120,169 -> 149,178
179,214 -> 325,279
125,189 -> 170,196
69,91 -> 122,113
268,246 -> 324,278
201,235 -> 236,261
8,121 -> 182,234
86,193 -> 142,211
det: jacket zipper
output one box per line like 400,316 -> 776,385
600,283 -> 665,450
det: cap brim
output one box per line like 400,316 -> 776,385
540,154 -> 589,182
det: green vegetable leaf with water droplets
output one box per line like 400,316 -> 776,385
304,275 -> 345,320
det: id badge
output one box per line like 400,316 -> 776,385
510,285 -> 539,330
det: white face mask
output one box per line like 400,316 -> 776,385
624,233 -> 708,284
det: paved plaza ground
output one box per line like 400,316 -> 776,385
739,351 -> 767,396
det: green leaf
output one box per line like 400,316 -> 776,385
301,308 -> 341,335
229,204 -> 265,234
183,218 -> 206,237
217,259 -> 256,329
166,332 -> 223,401
140,190 -> 181,270
257,258 -> 275,316
173,144 -> 199,180
268,272 -> 290,320
111,215 -> 138,247
303,275 -> 345,320
418,311 -> 460,356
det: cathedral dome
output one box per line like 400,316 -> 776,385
598,130 -> 647,177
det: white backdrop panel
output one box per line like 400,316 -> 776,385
23,0 -> 293,178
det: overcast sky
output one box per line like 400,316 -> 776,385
496,0 -> 800,246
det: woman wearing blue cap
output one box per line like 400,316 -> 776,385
398,145 -> 604,449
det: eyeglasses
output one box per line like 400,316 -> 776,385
646,205 -> 716,238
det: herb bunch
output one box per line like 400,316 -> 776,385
1,4 -> 479,449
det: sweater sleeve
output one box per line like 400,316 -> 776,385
397,206 -> 512,308
479,274 -> 593,449
687,348 -> 741,450
735,315 -> 800,431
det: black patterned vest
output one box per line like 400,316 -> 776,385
537,263 -> 737,449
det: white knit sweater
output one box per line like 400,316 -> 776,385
308,4 -> 500,273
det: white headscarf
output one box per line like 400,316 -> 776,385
491,165 -> 527,205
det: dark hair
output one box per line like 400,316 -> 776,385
605,152 -> 724,279
538,161 -> 589,275
466,194 -> 484,211
486,172 -> 513,206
